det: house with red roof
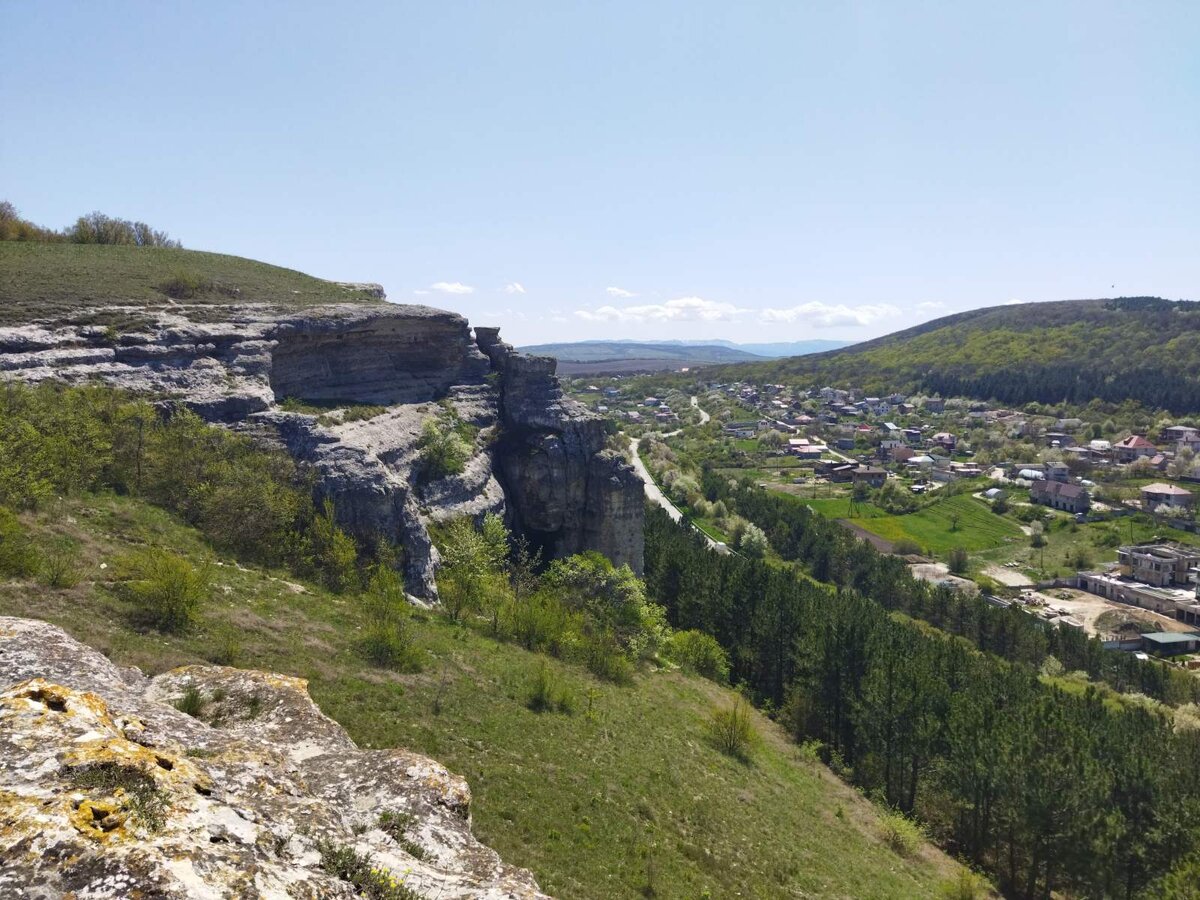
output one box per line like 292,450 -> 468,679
1114,434 -> 1158,464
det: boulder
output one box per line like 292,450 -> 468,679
0,617 -> 550,899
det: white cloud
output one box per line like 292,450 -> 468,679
917,301 -> 946,311
504,282 -> 526,294
757,301 -> 899,328
605,286 -> 636,298
413,289 -> 430,296
430,281 -> 475,295
575,296 -> 745,324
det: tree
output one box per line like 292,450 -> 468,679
416,407 -> 472,481
738,523 -> 770,558
948,546 -> 970,575
437,513 -> 508,623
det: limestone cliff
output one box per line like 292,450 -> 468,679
0,617 -> 549,898
0,301 -> 642,597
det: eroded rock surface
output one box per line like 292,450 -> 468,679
0,300 -> 642,596
0,617 -> 550,899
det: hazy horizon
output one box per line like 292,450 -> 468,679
4,3 -> 1197,345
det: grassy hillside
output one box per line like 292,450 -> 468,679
0,241 -> 383,325
717,297 -> 1200,412
0,492 -> 967,899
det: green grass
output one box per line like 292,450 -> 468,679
804,498 -> 889,520
0,242 -> 383,325
847,494 -> 1024,556
0,492 -> 962,899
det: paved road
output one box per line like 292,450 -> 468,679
628,397 -> 728,552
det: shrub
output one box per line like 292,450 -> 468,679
578,631 -> 634,684
359,566 -> 422,671
879,810 -> 925,857
69,762 -> 169,832
116,546 -> 211,632
317,839 -> 422,900
936,869 -> 992,900
41,537 -> 81,588
306,500 -> 360,593
525,661 -> 575,714
892,538 -> 922,556
158,271 -> 212,299
378,810 -> 427,860
502,590 -> 575,654
668,630 -> 730,682
174,685 -> 205,718
707,696 -> 756,760
0,508 -> 39,578
416,406 -> 474,481
947,546 -> 969,575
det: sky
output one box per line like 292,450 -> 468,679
3,2 -> 1198,346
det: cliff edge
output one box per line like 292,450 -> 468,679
0,300 -> 643,598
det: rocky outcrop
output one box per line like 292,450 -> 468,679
0,300 -> 642,595
489,348 -> 644,574
0,616 -> 549,899
269,306 -> 489,406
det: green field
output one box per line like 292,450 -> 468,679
0,493 -> 962,899
803,497 -> 888,519
846,494 -> 1024,555
0,242 -> 382,324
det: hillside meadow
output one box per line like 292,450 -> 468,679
0,492 -> 968,900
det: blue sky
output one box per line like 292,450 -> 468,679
3,2 -> 1198,345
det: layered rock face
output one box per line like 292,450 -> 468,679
0,301 -> 642,596
270,306 -> 489,405
0,617 -> 549,899
487,349 -> 644,573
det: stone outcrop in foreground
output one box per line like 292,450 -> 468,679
0,617 -> 550,899
0,301 -> 643,598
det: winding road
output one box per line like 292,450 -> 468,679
628,397 -> 728,552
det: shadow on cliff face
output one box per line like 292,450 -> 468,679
268,307 -> 488,406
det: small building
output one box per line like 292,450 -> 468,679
1030,480 -> 1090,514
1142,483 -> 1194,509
787,437 -> 827,459
931,432 -> 957,451
851,465 -> 888,488
1118,543 -> 1200,587
643,397 -> 661,407
1045,461 -> 1070,483
723,421 -> 758,438
923,398 -> 945,413
835,437 -> 856,451
890,446 -> 916,463
1161,425 -> 1199,444
1114,434 -> 1158,463
1141,632 -> 1200,657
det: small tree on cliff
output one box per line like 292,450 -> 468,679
416,406 -> 472,481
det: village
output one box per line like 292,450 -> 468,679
567,374 -> 1200,670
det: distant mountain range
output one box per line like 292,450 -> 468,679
518,338 -> 851,374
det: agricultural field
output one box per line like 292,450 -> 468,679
844,494 -> 1025,556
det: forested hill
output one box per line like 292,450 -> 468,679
719,297 -> 1200,412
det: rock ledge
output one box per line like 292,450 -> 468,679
0,617 -> 550,899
